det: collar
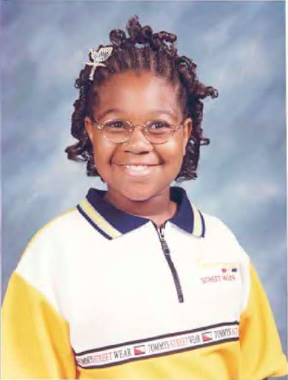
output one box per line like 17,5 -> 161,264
76,186 -> 205,240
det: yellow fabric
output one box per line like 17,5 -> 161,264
190,203 -> 203,237
1,272 -> 77,379
239,262 -> 288,378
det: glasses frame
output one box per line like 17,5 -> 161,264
92,118 -> 185,145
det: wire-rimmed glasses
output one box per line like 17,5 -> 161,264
92,119 -> 183,144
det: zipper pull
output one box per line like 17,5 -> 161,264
159,225 -> 165,240
158,225 -> 170,255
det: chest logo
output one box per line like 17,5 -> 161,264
196,260 -> 238,284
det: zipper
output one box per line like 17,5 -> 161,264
155,223 -> 184,303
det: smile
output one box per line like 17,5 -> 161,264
114,164 -> 159,177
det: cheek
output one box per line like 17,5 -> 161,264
157,139 -> 185,167
92,138 -> 116,170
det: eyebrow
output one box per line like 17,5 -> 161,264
96,108 -> 178,121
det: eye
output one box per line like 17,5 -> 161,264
147,120 -> 173,134
104,120 -> 128,130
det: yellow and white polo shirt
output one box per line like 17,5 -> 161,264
2,187 -> 287,379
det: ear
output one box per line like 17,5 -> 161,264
182,118 -> 193,155
84,116 -> 94,143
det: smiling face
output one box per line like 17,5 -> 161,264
85,71 -> 192,202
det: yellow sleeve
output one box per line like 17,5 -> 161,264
239,262 -> 287,379
1,271 -> 77,379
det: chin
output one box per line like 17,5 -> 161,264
123,190 -> 155,202
120,184 -> 160,202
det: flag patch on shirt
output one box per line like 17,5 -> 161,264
134,345 -> 146,355
202,332 -> 213,342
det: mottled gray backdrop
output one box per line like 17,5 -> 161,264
2,0 -> 287,357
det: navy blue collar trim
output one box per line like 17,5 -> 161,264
77,187 -> 205,239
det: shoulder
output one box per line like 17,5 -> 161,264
201,211 -> 250,262
14,205 -> 109,309
20,207 -> 82,255
16,206 -> 107,276
202,212 -> 237,241
11,208 -> 79,310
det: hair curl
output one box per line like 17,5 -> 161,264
65,16 -> 218,181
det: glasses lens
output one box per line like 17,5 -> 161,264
146,120 -> 174,144
102,120 -> 130,143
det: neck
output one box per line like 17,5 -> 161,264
104,186 -> 177,227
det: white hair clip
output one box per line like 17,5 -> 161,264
84,46 -> 113,81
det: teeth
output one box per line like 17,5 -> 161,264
123,165 -> 149,170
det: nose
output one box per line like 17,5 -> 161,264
122,125 -> 153,154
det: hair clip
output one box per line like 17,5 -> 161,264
84,46 -> 113,81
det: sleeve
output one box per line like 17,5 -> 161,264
1,270 -> 77,379
239,262 -> 287,379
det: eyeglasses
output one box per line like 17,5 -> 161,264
92,119 -> 183,144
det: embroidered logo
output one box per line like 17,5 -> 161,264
197,260 -> 238,284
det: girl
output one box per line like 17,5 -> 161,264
2,16 -> 287,379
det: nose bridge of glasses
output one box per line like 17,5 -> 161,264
127,122 -> 149,139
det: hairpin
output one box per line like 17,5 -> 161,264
84,46 -> 113,81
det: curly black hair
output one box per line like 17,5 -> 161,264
65,16 -> 218,181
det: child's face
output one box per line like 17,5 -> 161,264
85,71 -> 192,201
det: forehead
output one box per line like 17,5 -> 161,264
94,71 -> 181,119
